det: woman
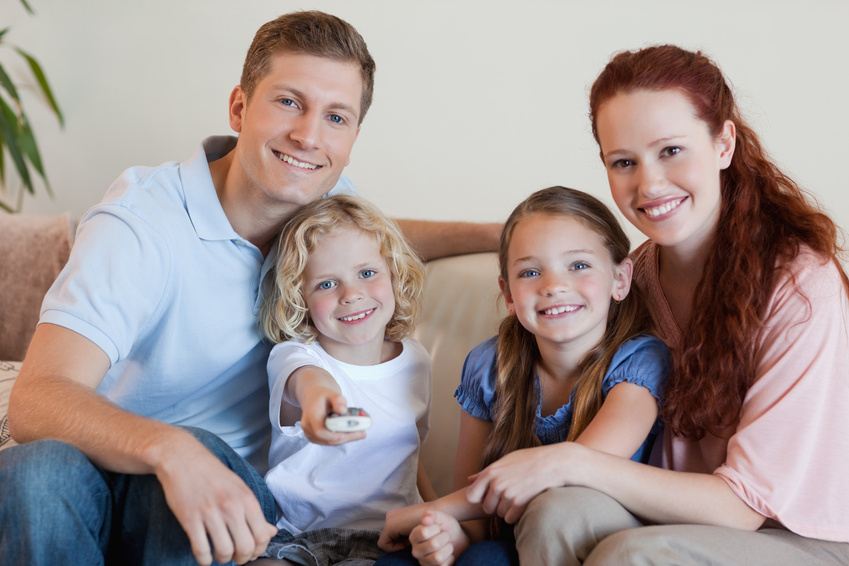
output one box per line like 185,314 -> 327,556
463,45 -> 849,565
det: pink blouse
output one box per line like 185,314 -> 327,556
634,242 -> 849,543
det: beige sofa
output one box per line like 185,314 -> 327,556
0,211 -> 504,497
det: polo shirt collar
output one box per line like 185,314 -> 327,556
181,136 -> 243,242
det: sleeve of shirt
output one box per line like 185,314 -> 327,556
714,251 -> 849,542
267,342 -> 330,430
39,205 -> 171,365
454,336 -> 499,423
602,335 -> 671,409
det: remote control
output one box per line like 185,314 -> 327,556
325,407 -> 372,432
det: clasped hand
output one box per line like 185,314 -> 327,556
466,444 -> 564,525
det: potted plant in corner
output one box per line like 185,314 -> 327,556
0,0 -> 63,212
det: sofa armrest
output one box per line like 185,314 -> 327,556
0,212 -> 75,362
414,252 -> 504,496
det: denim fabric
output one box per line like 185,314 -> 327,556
0,426 -> 275,565
375,540 -> 518,566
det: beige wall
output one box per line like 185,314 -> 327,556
5,0 -> 848,247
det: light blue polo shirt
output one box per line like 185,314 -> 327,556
40,136 -> 356,470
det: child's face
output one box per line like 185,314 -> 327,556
595,88 -> 734,259
501,213 -> 631,356
302,224 -> 395,364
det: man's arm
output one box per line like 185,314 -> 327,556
8,324 -> 276,565
394,219 -> 502,261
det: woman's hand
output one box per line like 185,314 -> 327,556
466,444 -> 570,524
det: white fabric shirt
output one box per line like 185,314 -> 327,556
265,338 -> 432,534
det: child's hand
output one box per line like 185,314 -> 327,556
379,501 -> 429,552
300,386 -> 366,445
408,510 -> 469,566
466,444 -> 567,524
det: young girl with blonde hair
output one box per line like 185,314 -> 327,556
257,194 -> 434,565
377,186 -> 670,566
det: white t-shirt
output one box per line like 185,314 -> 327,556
265,338 -> 432,534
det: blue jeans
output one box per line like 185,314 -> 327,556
375,540 -> 518,566
0,426 -> 275,565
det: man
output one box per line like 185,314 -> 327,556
0,11 -> 497,565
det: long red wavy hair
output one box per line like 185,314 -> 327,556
589,45 -> 847,440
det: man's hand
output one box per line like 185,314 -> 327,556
155,431 -> 277,565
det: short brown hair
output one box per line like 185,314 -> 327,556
241,11 -> 376,124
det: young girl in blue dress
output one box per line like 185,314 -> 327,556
377,186 -> 670,566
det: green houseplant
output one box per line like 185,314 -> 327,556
0,0 -> 63,212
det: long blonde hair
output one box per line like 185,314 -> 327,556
259,195 -> 424,344
481,187 -> 651,470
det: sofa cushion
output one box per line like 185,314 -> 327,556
413,252 -> 504,496
0,212 -> 74,361
0,360 -> 21,452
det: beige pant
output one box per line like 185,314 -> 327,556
514,487 -> 849,566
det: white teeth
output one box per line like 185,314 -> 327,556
542,305 -> 578,315
340,309 -> 374,322
275,151 -> 318,170
643,200 -> 681,217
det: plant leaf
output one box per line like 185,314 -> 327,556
14,47 -> 64,127
0,95 -> 34,193
18,113 -> 51,195
18,0 -> 34,15
0,62 -> 22,104
0,128 -> 6,185
0,28 -> 10,42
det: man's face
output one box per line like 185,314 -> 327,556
229,52 -> 362,210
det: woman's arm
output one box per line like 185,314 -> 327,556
463,381 -> 663,522
472,442 -> 765,529
466,403 -> 765,529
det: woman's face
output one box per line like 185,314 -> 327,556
595,89 -> 735,259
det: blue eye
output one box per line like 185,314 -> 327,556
360,269 -> 375,279
518,269 -> 539,278
318,280 -> 336,290
280,98 -> 297,107
571,262 -> 590,271
328,114 -> 344,124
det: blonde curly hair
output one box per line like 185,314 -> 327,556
260,195 -> 425,345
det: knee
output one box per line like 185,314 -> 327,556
517,486 -> 606,540
514,487 -> 640,566
0,440 -> 105,512
586,528 -> 657,566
